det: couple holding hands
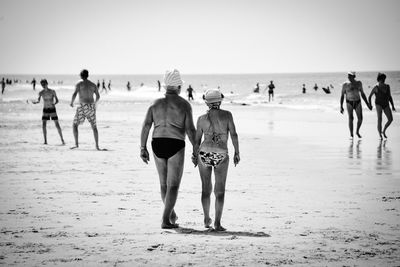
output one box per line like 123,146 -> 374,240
140,69 -> 240,231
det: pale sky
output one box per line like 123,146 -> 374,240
0,0 -> 399,74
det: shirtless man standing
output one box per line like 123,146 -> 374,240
140,69 -> 196,229
70,69 -> 101,150
33,79 -> 65,145
340,71 -> 371,138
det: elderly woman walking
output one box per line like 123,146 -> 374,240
193,89 -> 240,231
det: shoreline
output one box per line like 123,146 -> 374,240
0,100 -> 399,266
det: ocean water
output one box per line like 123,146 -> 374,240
1,72 -> 399,112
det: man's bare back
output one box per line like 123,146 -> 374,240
74,80 -> 98,104
150,94 -> 193,140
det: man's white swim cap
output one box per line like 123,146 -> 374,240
163,69 -> 184,87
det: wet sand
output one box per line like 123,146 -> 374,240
1,101 -> 399,266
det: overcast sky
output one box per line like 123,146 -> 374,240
0,0 -> 399,74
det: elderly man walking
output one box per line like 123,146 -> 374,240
140,69 -> 196,229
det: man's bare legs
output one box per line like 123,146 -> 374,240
71,123 -> 100,150
153,155 -> 178,226
346,103 -> 354,138
71,123 -> 79,149
355,104 -> 363,138
154,148 -> 184,229
54,120 -> 65,145
376,105 -> 383,139
42,120 -> 47,144
213,158 -> 229,231
382,106 -> 393,139
198,162 -> 213,228
91,123 -> 100,150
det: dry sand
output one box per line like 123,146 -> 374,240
1,100 -> 399,266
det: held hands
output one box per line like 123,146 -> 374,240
140,147 -> 150,164
70,103 -> 74,108
191,152 -> 198,167
234,152 -> 240,167
340,106 -> 344,114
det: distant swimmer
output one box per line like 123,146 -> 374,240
1,78 -> 5,94
70,69 -> 102,150
193,89 -> 240,231
140,69 -> 196,229
32,79 -> 65,145
31,78 -> 37,91
313,83 -> 318,91
157,80 -> 161,91
97,80 -> 100,89
322,86 -> 331,94
187,85 -> 194,101
127,81 -> 131,91
267,80 -> 275,102
368,72 -> 396,139
302,84 -> 306,94
108,80 -> 112,91
340,71 -> 371,139
253,82 -> 260,93
101,79 -> 107,94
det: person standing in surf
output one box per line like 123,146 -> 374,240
70,69 -> 102,150
32,79 -> 65,145
187,85 -> 194,101
193,89 -> 240,231
267,80 -> 275,102
1,78 -> 5,94
368,72 -> 396,139
140,69 -> 196,229
340,72 -> 371,138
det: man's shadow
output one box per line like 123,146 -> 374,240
170,227 -> 270,237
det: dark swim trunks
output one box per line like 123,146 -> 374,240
42,107 -> 58,120
151,138 -> 185,159
346,99 -> 361,109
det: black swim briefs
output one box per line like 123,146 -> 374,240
151,138 -> 185,159
42,107 -> 58,120
346,99 -> 361,109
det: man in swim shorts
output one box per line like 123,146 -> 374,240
70,69 -> 101,150
33,79 -> 65,145
340,72 -> 371,138
140,69 -> 196,229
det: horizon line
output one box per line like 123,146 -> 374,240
1,69 -> 400,76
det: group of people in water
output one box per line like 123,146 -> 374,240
253,81 -> 276,102
21,68 -> 396,231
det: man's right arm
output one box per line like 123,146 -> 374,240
140,106 -> 153,164
340,84 -> 345,113
32,92 -> 41,104
70,84 -> 79,107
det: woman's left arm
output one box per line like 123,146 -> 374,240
228,112 -> 240,166
388,85 -> 396,111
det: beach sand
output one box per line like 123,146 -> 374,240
1,100 -> 399,266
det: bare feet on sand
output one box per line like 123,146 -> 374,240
170,213 -> 178,225
356,132 -> 362,138
383,132 -> 388,139
214,224 -> 226,232
204,218 -> 212,228
70,145 -> 79,150
161,222 -> 179,229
